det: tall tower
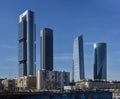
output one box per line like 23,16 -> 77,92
40,28 -> 53,71
18,10 -> 36,77
94,43 -> 107,80
73,35 -> 85,82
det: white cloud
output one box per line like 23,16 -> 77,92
5,56 -> 17,62
84,42 -> 94,46
0,65 -> 11,70
0,44 -> 17,49
54,53 -> 72,60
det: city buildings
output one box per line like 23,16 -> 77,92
94,43 -> 107,80
2,76 -> 36,92
76,79 -> 120,91
73,35 -> 85,82
15,10 -> 110,93
37,70 -> 70,90
2,78 -> 15,91
15,76 -> 36,91
18,10 -> 36,77
38,28 -> 70,90
40,28 -> 53,71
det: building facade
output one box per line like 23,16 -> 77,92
94,43 -> 107,80
2,79 -> 15,92
76,79 -> 120,91
2,76 -> 36,92
18,10 -> 36,77
73,35 -> 85,82
15,76 -> 36,91
40,28 -> 53,71
37,70 -> 70,90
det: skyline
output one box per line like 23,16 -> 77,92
0,0 -> 120,80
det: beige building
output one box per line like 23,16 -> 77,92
15,76 -> 36,91
2,76 -> 36,92
76,79 -> 120,91
2,78 -> 15,91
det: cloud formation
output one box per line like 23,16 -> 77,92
0,44 -> 17,49
84,42 -> 94,46
54,53 -> 72,60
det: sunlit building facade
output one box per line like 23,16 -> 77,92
73,35 -> 85,82
18,10 -> 36,77
94,43 -> 107,80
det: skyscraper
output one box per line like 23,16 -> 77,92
73,35 -> 85,82
94,43 -> 107,80
40,28 -> 53,71
18,10 -> 36,77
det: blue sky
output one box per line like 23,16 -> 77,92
0,0 -> 120,80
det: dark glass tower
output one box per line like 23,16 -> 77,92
18,10 -> 36,77
40,28 -> 53,71
73,35 -> 85,81
94,43 -> 107,80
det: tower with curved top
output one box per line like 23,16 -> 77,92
94,43 -> 107,80
40,28 -> 53,71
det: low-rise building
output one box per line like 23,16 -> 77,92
15,76 -> 36,91
2,78 -> 15,91
2,76 -> 36,92
76,79 -> 120,91
37,70 -> 70,90
0,79 -> 4,91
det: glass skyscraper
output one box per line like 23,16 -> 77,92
73,35 -> 85,82
18,10 -> 36,77
40,28 -> 53,71
94,43 -> 107,80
